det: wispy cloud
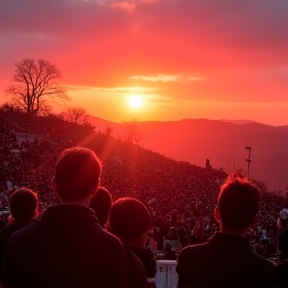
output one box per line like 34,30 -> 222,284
130,74 -> 204,82
130,74 -> 180,82
64,85 -> 157,93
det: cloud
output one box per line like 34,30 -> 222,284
130,75 -> 204,82
130,74 -> 180,82
64,84 -> 157,93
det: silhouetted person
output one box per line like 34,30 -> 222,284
277,208 -> 288,287
0,188 -> 38,282
3,147 -> 128,288
205,158 -> 212,169
177,174 -> 277,288
278,208 -> 288,259
277,259 -> 288,288
89,186 -> 112,228
0,220 -> 5,231
110,197 -> 152,287
164,242 -> 177,260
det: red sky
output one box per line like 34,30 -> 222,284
0,0 -> 287,125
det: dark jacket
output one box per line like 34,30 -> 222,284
0,222 -> 29,281
176,232 -> 277,288
122,242 -> 147,288
130,246 -> 155,278
278,227 -> 288,260
277,259 -> 288,288
3,205 -> 128,288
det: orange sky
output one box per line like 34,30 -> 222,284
0,0 -> 287,125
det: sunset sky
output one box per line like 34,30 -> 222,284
0,0 -> 287,125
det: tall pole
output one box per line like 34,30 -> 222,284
245,147 -> 252,180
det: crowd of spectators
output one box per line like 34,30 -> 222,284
1,104 -> 288,260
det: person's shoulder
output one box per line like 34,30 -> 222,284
98,228 -> 125,248
124,244 -> 145,268
0,224 -> 11,236
250,251 -> 277,271
132,246 -> 154,259
123,245 -> 146,286
181,242 -> 210,255
279,227 -> 288,238
277,259 -> 288,270
178,242 -> 210,264
0,224 -> 22,240
6,221 -> 42,243
177,243 -> 211,277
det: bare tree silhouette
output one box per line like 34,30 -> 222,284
5,58 -> 70,114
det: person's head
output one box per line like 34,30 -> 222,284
52,147 -> 102,203
214,174 -> 260,233
89,186 -> 112,228
109,197 -> 150,246
9,188 -> 38,222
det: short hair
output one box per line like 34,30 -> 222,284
55,147 -> 102,201
89,186 -> 112,228
217,175 -> 260,231
9,188 -> 38,221
109,197 -> 150,241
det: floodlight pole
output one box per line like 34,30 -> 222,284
245,147 -> 252,180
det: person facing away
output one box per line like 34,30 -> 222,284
109,197 -> 153,288
205,159 -> 212,169
0,188 -> 38,282
277,208 -> 288,287
3,147 -> 128,288
89,186 -> 112,229
176,174 -> 277,288
277,208 -> 288,261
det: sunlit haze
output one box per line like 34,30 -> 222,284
0,0 -> 287,125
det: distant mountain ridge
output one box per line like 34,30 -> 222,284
219,119 -> 255,125
87,116 -> 288,192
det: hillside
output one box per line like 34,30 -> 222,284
88,116 -> 288,191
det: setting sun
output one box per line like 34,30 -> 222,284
128,95 -> 143,108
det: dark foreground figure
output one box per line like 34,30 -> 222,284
110,197 -> 151,288
89,186 -> 112,229
3,147 -> 128,288
277,208 -> 288,288
0,188 -> 38,281
177,175 -> 277,288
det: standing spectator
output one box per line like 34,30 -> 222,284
278,208 -> 288,261
0,188 -> 38,282
277,208 -> 288,287
3,147 -> 128,288
177,175 -> 277,288
277,259 -> 288,288
110,197 -> 151,287
205,159 -> 212,169
193,220 -> 205,244
168,227 -> 181,250
89,186 -> 112,228
146,230 -> 158,255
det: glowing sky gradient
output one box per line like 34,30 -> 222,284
0,0 -> 287,125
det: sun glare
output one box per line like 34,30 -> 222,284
128,95 -> 143,108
